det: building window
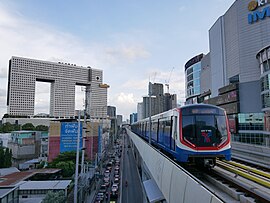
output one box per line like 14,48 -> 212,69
229,75 -> 239,84
262,92 -> 270,108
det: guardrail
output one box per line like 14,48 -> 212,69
231,142 -> 270,169
127,129 -> 223,203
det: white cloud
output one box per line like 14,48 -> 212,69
105,44 -> 151,63
108,92 -> 137,119
0,3 -> 188,120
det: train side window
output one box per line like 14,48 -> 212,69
152,121 -> 158,135
173,116 -> 177,140
164,119 -> 172,137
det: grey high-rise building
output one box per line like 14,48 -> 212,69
142,83 -> 177,119
116,115 -> 123,126
107,106 -> 116,118
137,102 -> 143,121
186,0 -> 270,145
164,93 -> 177,111
7,56 -> 108,118
199,0 -> 270,114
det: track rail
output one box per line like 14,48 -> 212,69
216,160 -> 270,188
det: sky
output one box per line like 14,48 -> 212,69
0,0 -> 235,120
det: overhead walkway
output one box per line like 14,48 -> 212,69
127,129 -> 223,203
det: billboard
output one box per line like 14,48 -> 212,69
60,122 -> 82,152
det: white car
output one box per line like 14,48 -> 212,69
111,183 -> 118,193
104,176 -> 110,182
96,192 -> 104,201
114,178 -> 119,186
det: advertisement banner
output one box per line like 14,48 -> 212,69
60,122 -> 82,152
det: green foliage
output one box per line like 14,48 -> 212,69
0,122 -> 16,133
0,147 -> 12,168
56,161 -> 75,177
37,161 -> 46,169
0,148 -> 4,168
0,122 -> 49,133
49,151 -> 77,166
35,125 -> 49,131
42,191 -> 66,203
48,151 -> 79,178
21,123 -> 35,130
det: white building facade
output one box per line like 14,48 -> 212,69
7,56 -> 108,118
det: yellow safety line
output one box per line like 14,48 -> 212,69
221,160 -> 270,179
217,161 -> 270,188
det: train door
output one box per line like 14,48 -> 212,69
170,116 -> 177,151
157,119 -> 160,143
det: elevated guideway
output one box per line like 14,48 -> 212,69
231,142 -> 270,169
127,129 -> 223,203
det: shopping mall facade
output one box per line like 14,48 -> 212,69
185,0 -> 270,146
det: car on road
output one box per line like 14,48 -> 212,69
114,174 -> 120,179
114,178 -> 119,186
111,183 -> 118,194
99,184 -> 106,193
96,192 -> 104,202
114,169 -> 119,175
104,176 -> 110,182
104,170 -> 110,177
104,179 -> 110,187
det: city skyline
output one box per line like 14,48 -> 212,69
0,0 -> 235,120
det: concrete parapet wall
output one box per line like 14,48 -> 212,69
127,129 -> 222,203
231,142 -> 270,168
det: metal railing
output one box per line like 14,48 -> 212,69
231,133 -> 270,147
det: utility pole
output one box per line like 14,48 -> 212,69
149,82 -> 152,145
81,86 -> 90,171
74,111 -> 81,203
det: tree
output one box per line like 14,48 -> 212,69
7,148 -> 12,167
35,125 -> 49,131
37,161 -> 46,169
0,148 -> 4,168
0,147 -> 12,168
21,123 -> 35,130
55,161 -> 75,177
1,122 -> 15,133
4,148 -> 12,168
42,191 -> 66,203
48,151 -> 81,177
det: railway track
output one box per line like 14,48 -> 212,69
216,160 -> 270,188
184,160 -> 270,202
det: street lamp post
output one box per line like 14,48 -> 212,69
148,82 -> 152,145
74,110 -> 81,203
149,95 -> 152,145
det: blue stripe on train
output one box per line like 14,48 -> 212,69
155,142 -> 231,162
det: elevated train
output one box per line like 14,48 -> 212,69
131,104 -> 231,167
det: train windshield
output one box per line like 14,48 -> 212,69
182,114 -> 228,147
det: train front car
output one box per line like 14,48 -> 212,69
178,104 -> 231,167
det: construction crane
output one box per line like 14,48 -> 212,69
165,67 -> 174,94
